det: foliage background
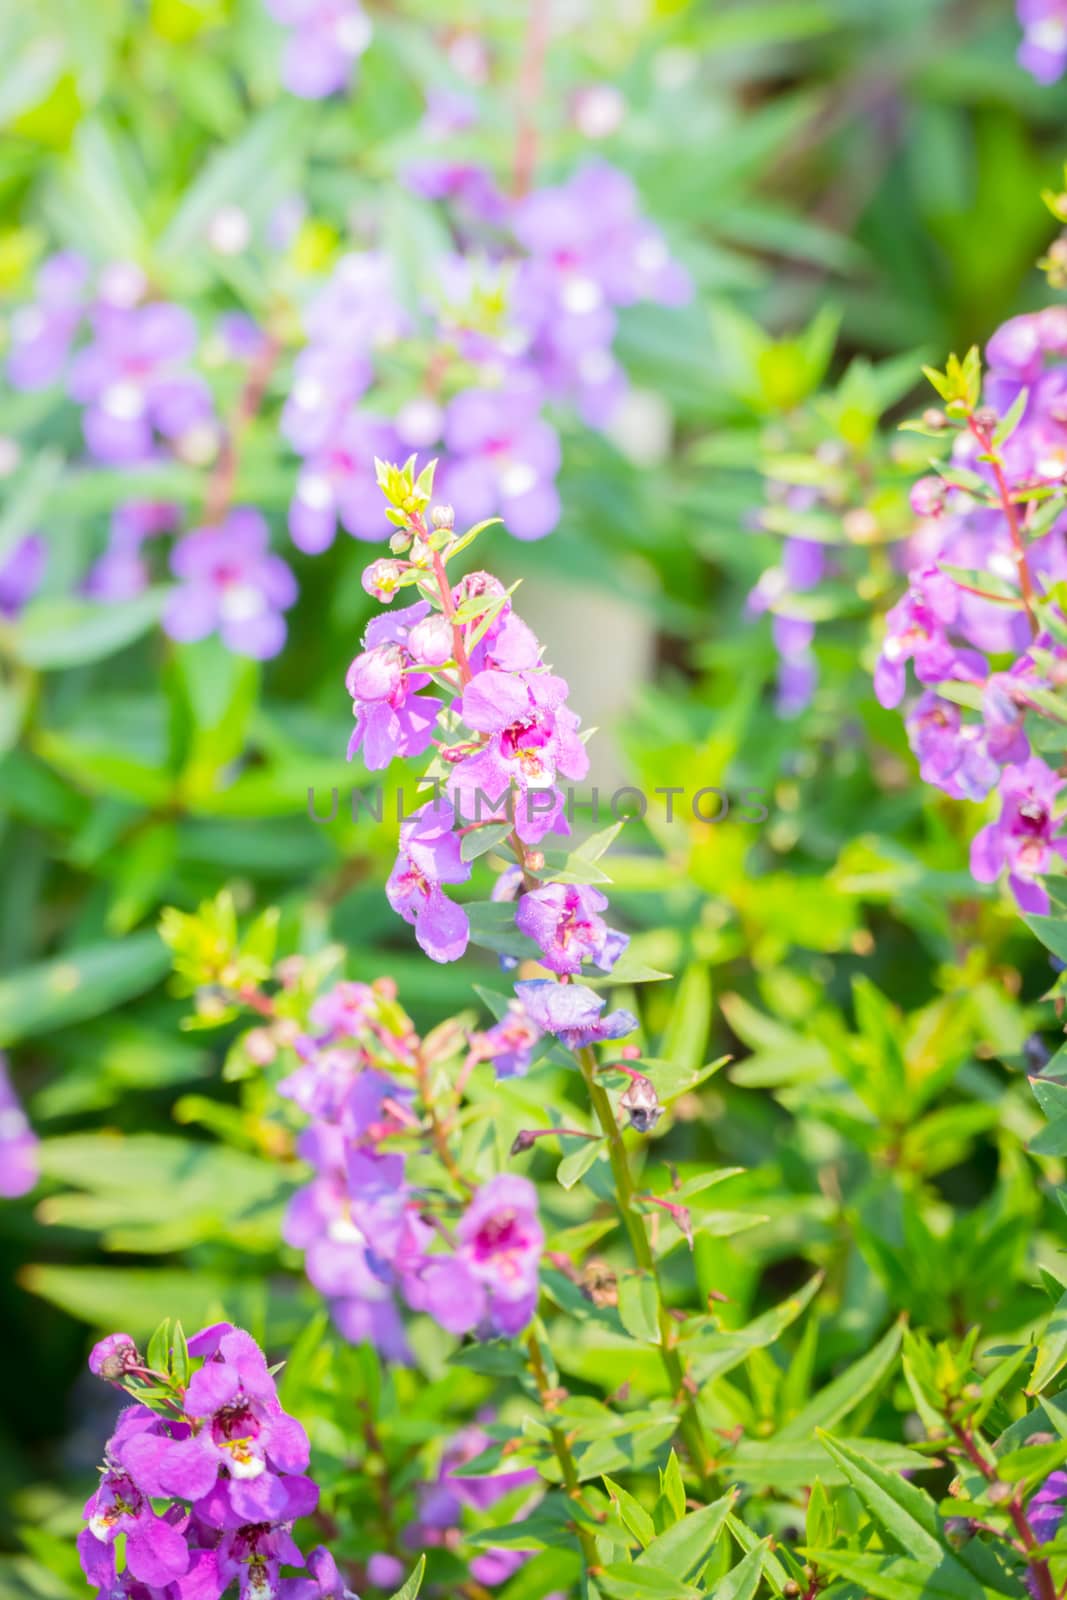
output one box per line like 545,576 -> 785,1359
5,0 -> 1067,1595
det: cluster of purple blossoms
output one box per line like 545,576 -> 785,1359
0,1053 -> 38,1198
880,309 -> 1067,914
1017,0 -> 1067,82
402,1419 -> 540,1588
79,1323 -> 347,1600
8,256 -> 213,467
5,253 -> 301,659
281,158 -> 688,549
263,0 -> 372,100
342,465 -> 639,1070
272,977 -> 546,1353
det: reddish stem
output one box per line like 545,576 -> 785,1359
967,415 -> 1039,635
204,334 -> 282,525
513,0 -> 551,197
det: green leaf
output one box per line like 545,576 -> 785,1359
385,1557 -> 426,1600
659,1451 -> 686,1524
804,1550 -> 1019,1600
603,1478 -> 655,1549
460,822 -> 513,862
714,1544 -> 767,1600
0,932 -> 169,1046
596,1565 -> 700,1600
636,1495 -> 734,1581
814,1430 -> 946,1563
12,589 -> 168,669
556,1138 -> 605,1191
1030,1287 -> 1067,1395
777,1318 -> 904,1439
617,1273 -> 661,1344
660,963 -> 711,1074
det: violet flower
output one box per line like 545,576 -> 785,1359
386,800 -> 472,963
68,301 -> 212,465
440,383 -> 562,543
0,534 -> 45,620
264,0 -> 372,99
515,979 -> 638,1049
0,1053 -> 38,1198
970,757 -> 1067,914
163,508 -> 298,660
409,1174 -> 543,1338
515,882 -> 627,975
1018,0 -> 1067,82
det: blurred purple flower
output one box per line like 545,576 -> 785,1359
69,302 -> 212,464
163,508 -> 297,659
264,0 -> 372,99
440,383 -> 561,542
7,251 -> 89,390
0,1053 -> 38,1198
0,534 -> 45,619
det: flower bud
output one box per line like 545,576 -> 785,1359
909,475 -> 947,518
922,407 -> 947,431
973,405 -> 999,433
408,613 -> 454,667
510,1130 -> 537,1155
89,1332 -> 140,1382
431,503 -> 455,531
245,1028 -> 277,1066
619,1074 -> 662,1133
362,559 -> 405,602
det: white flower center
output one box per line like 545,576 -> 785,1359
293,376 -> 325,412
335,10 -> 372,55
396,398 -> 443,447
499,461 -> 537,498
1031,19 -> 1067,49
219,582 -> 266,623
298,471 -> 334,510
560,274 -> 603,316
102,382 -> 145,421
328,1214 -> 365,1244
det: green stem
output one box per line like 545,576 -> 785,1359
574,1045 -> 715,1487
526,1330 -> 600,1571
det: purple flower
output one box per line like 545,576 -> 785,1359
0,1053 -> 37,1198
514,979 -> 637,1050
7,252 -> 89,390
163,509 -> 297,659
874,564 -> 982,709
409,1175 -> 543,1337
0,534 -> 45,620
86,501 -> 178,602
450,669 -> 589,814
346,601 -> 444,769
970,757 -> 1067,914
905,693 -> 999,802
440,384 -> 562,542
69,302 -> 212,464
1018,0 -> 1067,82
514,882 -> 627,975
386,800 -> 472,962
80,1469 -> 190,1589
264,0 -> 372,98
1028,1470 -> 1067,1544
289,414 -> 399,552
468,999 -> 543,1079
